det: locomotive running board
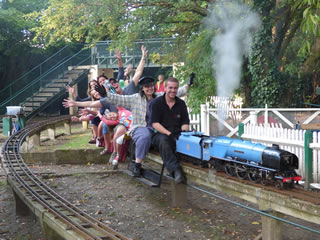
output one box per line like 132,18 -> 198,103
211,156 -> 277,172
124,162 -> 165,187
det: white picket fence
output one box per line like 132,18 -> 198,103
242,124 -> 320,183
199,103 -> 320,137
188,108 -> 201,132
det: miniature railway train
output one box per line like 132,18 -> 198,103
176,132 -> 302,189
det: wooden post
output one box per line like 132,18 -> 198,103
259,200 -> 283,240
28,132 -> 40,149
238,123 -> 244,139
21,140 -> 28,152
304,130 -> 313,190
69,83 -> 78,116
13,191 -> 30,216
201,104 -> 209,135
249,111 -> 258,124
47,125 -> 56,140
170,182 -> 187,208
264,104 -> 268,125
82,120 -> 88,129
64,120 -> 71,135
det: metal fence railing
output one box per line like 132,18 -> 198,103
0,44 -> 86,106
0,38 -> 175,115
94,38 -> 175,68
0,47 -> 91,115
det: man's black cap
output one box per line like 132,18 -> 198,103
138,76 -> 155,86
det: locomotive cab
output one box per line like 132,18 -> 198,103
176,131 -> 214,161
262,145 -> 299,171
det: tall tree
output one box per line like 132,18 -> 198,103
249,0 -> 282,107
26,0 -> 320,109
0,0 -> 49,90
27,0 -> 127,46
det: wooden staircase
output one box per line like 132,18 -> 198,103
23,67 -> 89,118
0,67 -> 89,135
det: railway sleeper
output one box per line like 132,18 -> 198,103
65,213 -> 76,217
5,157 -> 18,162
35,189 -> 46,194
25,183 -> 37,187
9,164 -> 21,167
81,224 -> 91,229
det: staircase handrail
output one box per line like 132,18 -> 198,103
0,47 -> 90,112
96,38 -> 175,45
0,45 -> 69,96
24,57 -> 90,120
0,44 -> 85,102
94,38 -> 175,67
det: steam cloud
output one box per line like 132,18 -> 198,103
205,1 -> 261,98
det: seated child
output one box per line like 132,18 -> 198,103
98,106 -> 132,167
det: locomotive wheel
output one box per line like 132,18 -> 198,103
275,180 -> 284,189
216,160 -> 225,171
260,171 -> 269,186
248,171 -> 261,183
235,165 -> 247,180
210,160 -> 222,171
261,179 -> 268,186
224,163 -> 236,176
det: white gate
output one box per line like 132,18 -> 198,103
200,104 -> 320,137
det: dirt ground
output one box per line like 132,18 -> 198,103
0,124 -> 320,240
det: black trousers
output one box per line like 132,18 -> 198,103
151,133 -> 181,175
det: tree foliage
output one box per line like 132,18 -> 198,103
27,0 -> 128,45
0,0 -> 50,89
2,0 -> 320,108
248,0 -> 282,107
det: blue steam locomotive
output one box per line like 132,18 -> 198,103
176,132 -> 301,189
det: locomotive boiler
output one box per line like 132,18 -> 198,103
176,132 -> 301,189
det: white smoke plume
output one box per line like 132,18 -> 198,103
205,1 -> 261,98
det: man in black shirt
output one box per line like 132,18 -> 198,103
150,77 -> 190,183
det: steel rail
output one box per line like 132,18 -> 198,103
4,138 -> 125,240
1,116 -> 131,240
4,146 -> 111,240
2,117 -> 128,239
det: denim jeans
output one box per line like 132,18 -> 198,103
132,127 -> 153,159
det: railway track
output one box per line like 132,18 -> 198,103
181,161 -> 320,204
1,116 -> 130,240
2,116 -> 320,239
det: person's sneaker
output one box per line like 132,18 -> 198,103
112,155 -> 119,168
100,149 -> 109,156
112,155 -> 119,170
96,138 -> 104,148
109,152 -> 117,163
132,163 -> 142,177
88,137 -> 96,144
